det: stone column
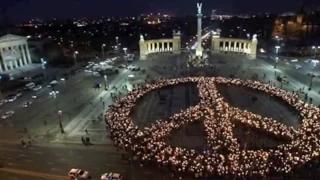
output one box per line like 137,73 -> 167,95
139,38 -> 147,60
21,45 -> 27,65
228,42 -> 232,51
1,47 -> 8,71
13,46 -> 20,67
212,37 -> 220,52
25,44 -> 32,64
9,60 -> 13,70
14,59 -> 18,68
235,42 -> 238,51
250,36 -> 257,59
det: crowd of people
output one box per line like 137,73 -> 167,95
106,76 -> 320,178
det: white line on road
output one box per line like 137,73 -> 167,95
24,159 -> 33,163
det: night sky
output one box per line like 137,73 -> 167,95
1,0 -> 319,21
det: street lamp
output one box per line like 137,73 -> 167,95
40,58 -> 47,80
312,46 -> 320,58
101,44 -> 106,57
104,75 -> 108,90
73,51 -> 78,66
123,47 -> 127,55
57,110 -> 64,133
115,36 -> 119,51
50,85 -> 64,133
274,46 -> 280,69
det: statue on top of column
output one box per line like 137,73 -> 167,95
140,34 -> 144,41
197,3 -> 202,14
252,34 -> 258,41
173,30 -> 181,36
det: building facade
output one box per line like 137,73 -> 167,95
272,8 -> 320,39
211,31 -> 258,59
139,30 -> 181,60
0,34 -> 32,72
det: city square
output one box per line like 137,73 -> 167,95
0,1 -> 320,180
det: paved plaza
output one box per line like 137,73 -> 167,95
1,52 -> 320,179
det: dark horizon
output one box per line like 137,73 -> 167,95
1,0 -> 319,22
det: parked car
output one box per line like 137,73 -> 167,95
1,111 -> 14,119
128,65 -> 140,71
32,85 -> 42,91
5,94 -> 17,102
68,169 -> 91,179
101,172 -> 122,180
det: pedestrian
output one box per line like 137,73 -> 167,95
21,140 -> 25,146
81,136 -> 85,144
44,120 -> 47,126
28,140 -> 31,145
85,129 -> 89,135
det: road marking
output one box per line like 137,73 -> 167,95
34,151 -> 43,154
7,163 -> 17,166
0,156 -> 13,160
47,162 -> 55,165
0,168 -> 68,180
24,159 -> 33,163
0,148 -> 24,153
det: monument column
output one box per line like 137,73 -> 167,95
250,35 -> 258,58
139,35 -> 147,60
195,3 -> 203,57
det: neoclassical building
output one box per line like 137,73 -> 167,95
0,34 -> 32,72
211,31 -> 258,58
139,31 -> 181,60
272,7 -> 320,39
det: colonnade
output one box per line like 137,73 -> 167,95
0,34 -> 32,72
139,31 -> 181,60
212,34 -> 258,58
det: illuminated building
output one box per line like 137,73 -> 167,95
272,6 -> 320,39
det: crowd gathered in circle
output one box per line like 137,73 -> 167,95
106,77 -> 320,178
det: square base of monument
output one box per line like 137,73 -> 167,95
195,48 -> 203,57
140,56 -> 147,60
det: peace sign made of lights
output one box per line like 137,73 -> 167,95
106,76 -> 320,178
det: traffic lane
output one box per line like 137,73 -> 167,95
11,73 -> 101,125
0,170 -> 48,180
0,144 -> 126,176
276,63 -> 320,88
0,69 -> 87,121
